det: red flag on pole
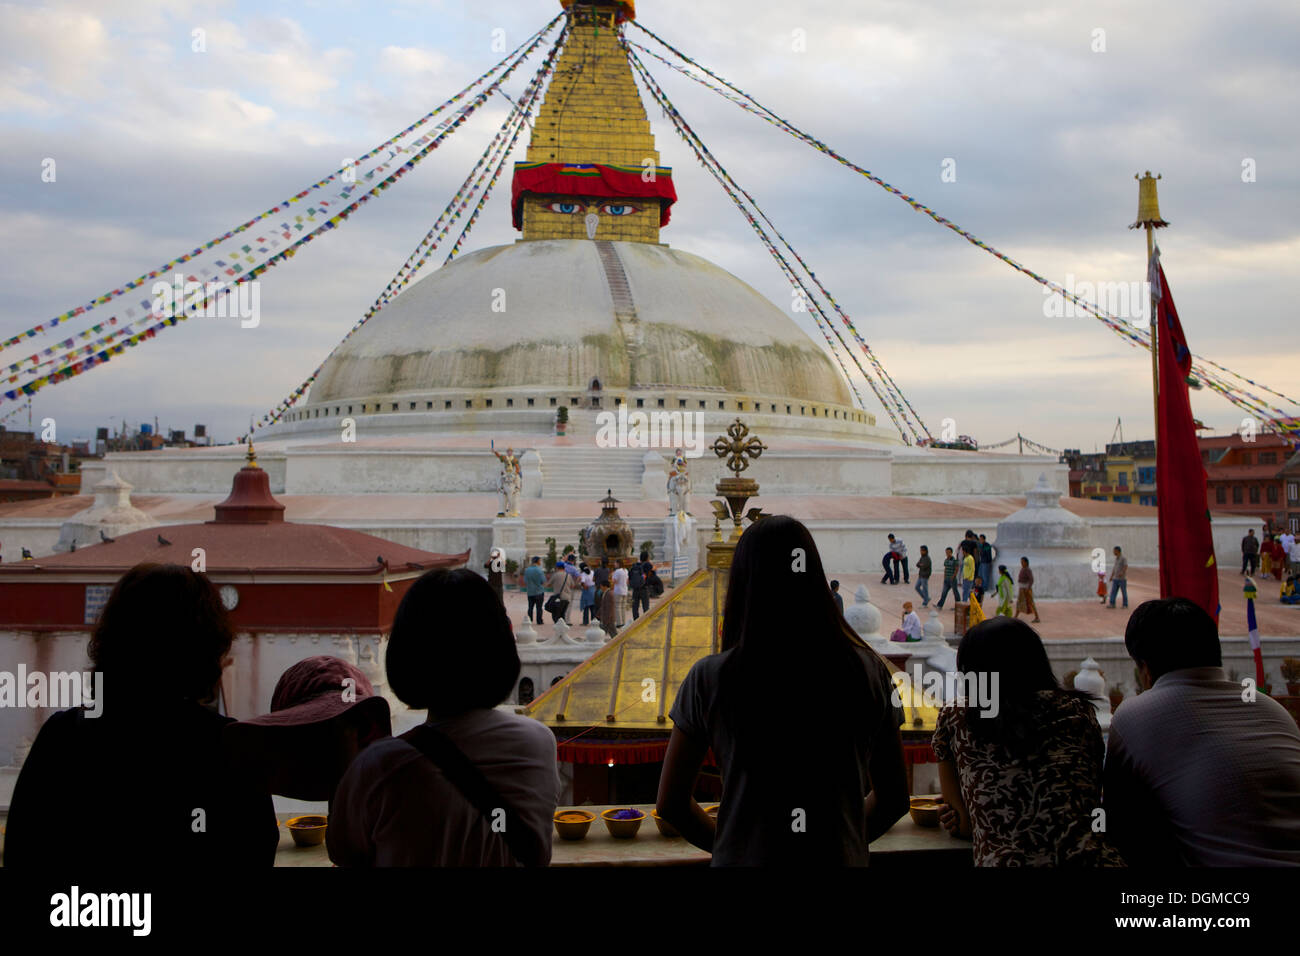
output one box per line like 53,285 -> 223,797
1151,248 -> 1219,622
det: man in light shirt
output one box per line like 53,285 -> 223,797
1107,546 -> 1128,609
1104,597 -> 1300,866
611,560 -> 629,627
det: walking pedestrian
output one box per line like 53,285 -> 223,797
611,560 -> 629,626
889,534 -> 910,584
1108,546 -> 1129,609
1280,529 -> 1296,575
524,556 -> 547,626
830,579 -> 844,615
961,548 -> 976,602
914,545 -> 932,607
578,563 -> 596,625
937,547 -> 959,609
995,565 -> 1014,617
546,563 -> 573,624
978,535 -> 994,595
1241,529 -> 1259,576
1015,556 -> 1040,623
629,550 -> 652,620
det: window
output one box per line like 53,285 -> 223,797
1117,471 -> 1128,487
409,402 -> 416,410
679,399 -> 686,408
786,405 -> 791,414
1233,486 -> 1243,504
570,398 -> 579,406
550,398 -> 557,407
1216,486 -> 1226,504
657,398 -> 664,408
1260,452 -> 1278,465
1113,495 -> 1131,504
770,404 -> 776,412
426,402 -> 433,409
1139,495 -> 1157,506
334,408 -> 340,416
591,398 -> 600,407
636,398 -> 644,408
801,406 -> 806,415
465,400 -> 472,409
348,405 -> 353,414
444,400 -> 452,409
391,403 -> 398,411
718,401 -> 725,410
738,402 -> 744,411
1289,482 -> 1298,502
527,398 -> 535,407
1249,486 -> 1260,504
507,398 -> 515,407
485,399 -> 493,408
699,400 -> 706,409
1138,466 -> 1156,484
1267,486 -> 1278,504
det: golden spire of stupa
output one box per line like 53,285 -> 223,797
514,1 -> 672,243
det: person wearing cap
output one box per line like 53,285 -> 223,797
224,656 -> 392,807
328,568 -> 560,866
4,563 -> 279,869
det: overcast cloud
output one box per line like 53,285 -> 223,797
1,0 -> 1297,450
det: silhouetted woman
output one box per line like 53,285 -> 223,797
657,515 -> 909,865
933,617 -> 1124,866
4,563 -> 278,868
328,568 -> 559,866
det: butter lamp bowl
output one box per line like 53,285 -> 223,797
650,809 -> 680,838
285,814 -> 328,847
600,807 -> 645,838
553,809 -> 596,840
908,796 -> 942,828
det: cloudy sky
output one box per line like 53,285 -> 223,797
1,0 -> 1297,450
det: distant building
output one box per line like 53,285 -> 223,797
1199,433 -> 1291,531
1279,447 -> 1300,535
0,427 -> 84,502
1064,440 -> 1156,506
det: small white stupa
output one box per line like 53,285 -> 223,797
53,470 -> 157,553
992,472 -> 1096,600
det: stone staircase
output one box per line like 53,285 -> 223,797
538,442 -> 645,500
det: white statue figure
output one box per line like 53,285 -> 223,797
666,447 -> 691,517
492,443 -> 522,517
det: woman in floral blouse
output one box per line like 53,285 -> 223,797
932,617 -> 1124,866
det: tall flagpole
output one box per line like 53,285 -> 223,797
1131,171 -> 1168,450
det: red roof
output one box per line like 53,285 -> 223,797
0,458 -> 467,577
2,523 -> 465,576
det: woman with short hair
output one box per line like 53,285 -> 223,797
4,563 -> 278,868
327,568 -> 559,867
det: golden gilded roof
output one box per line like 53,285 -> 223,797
522,563 -> 938,734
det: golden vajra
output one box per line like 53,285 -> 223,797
712,418 -> 766,477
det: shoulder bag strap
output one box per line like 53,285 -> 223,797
399,723 -> 543,867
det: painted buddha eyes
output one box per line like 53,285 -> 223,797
544,200 -> 641,216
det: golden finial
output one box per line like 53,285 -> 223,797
245,440 -> 258,467
1130,171 -> 1168,229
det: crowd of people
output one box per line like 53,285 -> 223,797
524,550 -> 663,634
881,530 -> 1041,625
1245,527 -> 1299,594
5,518 -> 1300,868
